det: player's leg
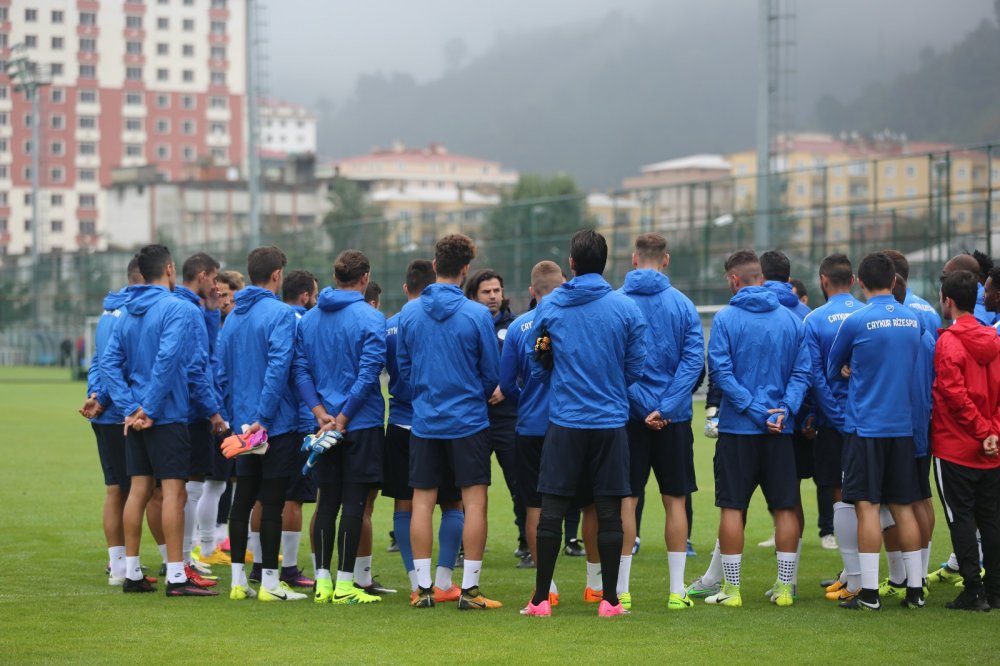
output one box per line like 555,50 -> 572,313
935,457 -> 986,608
95,423 -> 130,584
195,479 -> 229,564
705,434 -> 755,607
655,422 -> 696,608
353,489 -> 377,589
884,437 -> 926,607
450,430 -> 499,609
528,492 -> 570,614
618,421 -> 649,607
123,474 -> 155,592
435,498 -> 464,600
228,456 -> 262,599
582,503 -> 603,601
408,434 -> 443,605
146,486 -> 166,573
329,481 -> 379,603
517,433 -> 552,608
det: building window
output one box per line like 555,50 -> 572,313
127,15 -> 143,29
210,71 -> 226,86
182,70 -> 194,83
79,168 -> 96,182
884,164 -> 896,177
125,92 -> 143,105
885,186 -> 896,198
0,166 -> 7,179
52,9 -> 64,23
126,67 -> 143,81
183,18 -> 194,31
0,112 -> 6,126
155,118 -> 169,133
0,194 -> 6,206
50,89 -> 64,103
80,195 -> 96,208
125,144 -> 143,158
79,89 -> 97,103
0,7 -> 6,20
905,187 -> 917,197
0,86 -> 8,100
78,116 -> 96,129
80,220 -> 96,235
125,118 -> 142,131
211,46 -> 225,60
905,165 -> 917,178
51,220 -> 63,233
211,21 -> 225,34
210,96 -> 227,109
25,8 -> 38,21
210,147 -> 227,161
156,94 -> 170,108
126,41 -> 142,55
0,34 -> 7,48
80,12 -> 96,26
181,120 -> 195,134
52,36 -> 64,50
155,17 -> 168,29
156,69 -> 169,82
50,115 -> 64,129
182,95 -> 195,109
24,219 -> 31,232
49,63 -> 64,76
0,139 -> 6,153
79,142 -> 96,155
212,0 -> 227,7
183,44 -> 194,57
957,167 -> 968,180
182,145 -> 196,161
51,194 -> 63,206
25,35 -> 38,48
156,43 -> 168,55
23,139 -> 32,154
24,193 -> 32,205
210,122 -> 226,135
156,144 -> 170,159
50,141 -> 64,156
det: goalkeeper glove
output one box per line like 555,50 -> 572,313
300,430 -> 343,475
220,424 -> 269,459
704,406 -> 719,439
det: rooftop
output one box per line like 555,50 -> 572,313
639,154 -> 732,174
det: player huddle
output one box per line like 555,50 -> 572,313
81,228 -> 1000,616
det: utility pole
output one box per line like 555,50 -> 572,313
246,0 -> 260,250
755,0 -> 771,250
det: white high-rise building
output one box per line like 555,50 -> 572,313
259,98 -> 315,157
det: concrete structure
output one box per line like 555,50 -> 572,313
0,0 -> 247,257
259,97 -> 315,157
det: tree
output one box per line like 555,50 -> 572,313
322,177 -> 384,254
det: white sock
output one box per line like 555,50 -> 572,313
586,561 -> 603,590
197,480 -> 227,555
833,501 -> 860,591
922,541 -> 931,579
414,558 -> 433,589
126,555 -> 143,582
407,569 -> 419,592
721,553 -> 741,587
902,550 -> 923,589
617,555 -> 632,594
262,567 -> 279,591
667,551 -> 686,595
184,481 -> 202,560
166,561 -> 186,584
461,559 -> 482,590
109,546 -> 126,578
157,543 -> 168,564
215,523 -> 228,545
434,566 -> 453,591
776,551 -> 796,585
231,563 -> 247,587
549,579 -> 559,594
354,555 -> 373,587
315,568 -> 332,581
248,531 -> 262,563
977,531 -> 983,562
886,550 -> 904,584
947,552 -> 960,570
792,538 -> 802,586
860,552 -> 880,591
311,552 -> 316,574
336,570 -> 353,583
281,531 -> 302,570
704,539 -> 723,585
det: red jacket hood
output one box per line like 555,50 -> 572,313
942,315 -> 1000,365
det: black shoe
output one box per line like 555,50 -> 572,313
158,563 -> 167,577
455,547 -> 465,569
946,589 -> 991,611
249,563 -> 262,584
988,594 -> 1000,610
840,595 -> 881,611
819,571 -> 843,588
357,576 -> 398,595
563,538 -> 586,557
123,577 -> 157,593
411,586 -> 435,608
900,590 -> 925,609
516,554 -> 536,569
166,578 -> 220,597
514,540 -> 529,559
387,530 -> 399,553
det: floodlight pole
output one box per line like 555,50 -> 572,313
246,0 -> 261,250
755,0 -> 771,250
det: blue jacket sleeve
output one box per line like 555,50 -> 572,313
255,308 -> 295,430
203,309 -> 220,358
188,326 -> 220,418
528,304 -> 552,385
343,314 -> 386,419
707,314 -> 770,425
99,324 -> 139,417
87,342 -> 110,407
624,306 -> 647,387
477,311 -> 501,399
780,328 -> 812,418
143,305 -> 195,422
826,316 -> 855,384
498,326 -> 522,404
291,321 -> 321,411
805,321 -> 844,427
658,302 -> 704,419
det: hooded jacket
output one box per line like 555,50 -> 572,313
88,288 -> 132,424
100,284 -> 197,424
293,288 -> 386,433
217,286 -> 297,435
279,304 -> 318,434
803,292 -> 864,431
396,283 -> 499,439
385,309 -> 412,426
975,283 -> 997,327
931,315 -> 1000,469
173,285 -> 221,421
618,270 -> 703,423
499,307 -> 549,436
764,280 -> 811,321
488,307 -> 519,423
904,289 -> 942,339
826,294 -> 921,438
708,286 -> 810,435
911,327 -> 935,457
529,273 -> 646,429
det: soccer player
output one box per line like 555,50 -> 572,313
800,254 -> 866,602
790,278 -> 809,307
942,253 -> 995,326
385,259 -> 465,603
524,229 -> 646,618
293,250 -> 386,605
465,269 -> 528,564
397,234 -> 502,610
499,260 -> 566,606
365,279 -> 382,309
703,249 -> 810,608
618,233 -> 703,611
883,249 -> 942,337
218,246 -> 306,602
826,252 -> 924,610
932,270 -> 1000,610
101,244 -> 218,597
215,270 -> 244,323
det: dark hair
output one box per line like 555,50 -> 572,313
760,250 -> 791,282
247,246 -> 287,286
634,233 -> 667,262
891,273 -> 907,305
941,270 -> 978,313
881,249 -> 909,281
181,252 -> 221,283
989,266 -> 1000,288
968,250 -> 994,283
405,259 -> 435,295
126,256 -> 142,284
434,234 -> 476,278
215,270 -> 245,291
464,269 -> 504,300
789,278 -> 807,298
818,253 -> 853,287
724,249 -> 759,274
365,280 -> 382,304
282,269 -> 316,304
857,252 -> 895,291
570,228 -> 608,275
333,249 -> 370,286
136,244 -> 172,282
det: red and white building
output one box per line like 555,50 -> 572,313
0,0 -> 246,256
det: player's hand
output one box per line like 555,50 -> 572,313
210,413 -> 227,436
80,393 -> 104,419
204,285 -> 221,311
334,412 -> 349,435
645,410 -> 667,430
840,365 -> 851,379
488,386 -> 505,406
315,411 -> 336,433
984,435 -> 999,457
801,415 -> 817,440
766,408 -> 786,434
124,407 -> 151,434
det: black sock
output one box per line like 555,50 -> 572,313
595,495 -> 623,606
258,477 -> 287,570
336,483 -> 369,575
532,494 -> 570,606
860,588 -> 879,603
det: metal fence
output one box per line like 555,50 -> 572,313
2,143 -> 998,365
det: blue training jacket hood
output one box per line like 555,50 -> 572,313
126,283 -> 172,316
420,283 -> 467,321
317,286 -> 364,312
731,285 -> 781,313
622,268 -> 670,296
546,272 -> 612,307
103,288 -> 130,311
234,285 -> 277,315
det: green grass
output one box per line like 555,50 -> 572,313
1,365 -> 996,664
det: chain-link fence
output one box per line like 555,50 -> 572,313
2,143 -> 998,366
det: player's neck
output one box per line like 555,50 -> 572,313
863,288 -> 892,299
436,276 -> 464,286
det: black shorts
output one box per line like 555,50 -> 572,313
207,433 -> 235,480
383,425 -> 461,503
126,422 -> 191,481
841,434 -> 921,505
188,420 -> 215,478
793,431 -> 815,480
916,454 -> 933,501
285,432 -> 317,503
313,426 -> 384,486
538,424 -> 631,498
410,428 -> 491,490
714,433 -> 800,511
516,434 -> 545,508
627,420 -> 697,498
235,431 -> 301,480
93,422 -> 130,492
813,428 -> 845,488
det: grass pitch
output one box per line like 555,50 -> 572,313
0,366 -> 996,664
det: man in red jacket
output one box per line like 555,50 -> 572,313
932,270 -> 1000,611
